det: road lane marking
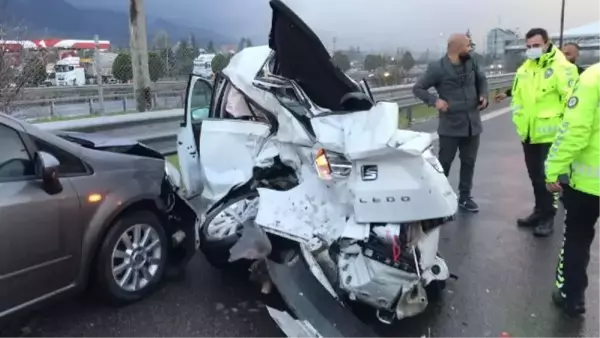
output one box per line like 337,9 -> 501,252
431,107 -> 512,141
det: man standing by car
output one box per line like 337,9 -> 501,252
545,63 -> 599,316
413,33 -> 488,212
495,42 -> 584,102
510,28 -> 579,237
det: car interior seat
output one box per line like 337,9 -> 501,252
339,92 -> 374,112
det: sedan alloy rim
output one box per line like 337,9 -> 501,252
111,224 -> 163,292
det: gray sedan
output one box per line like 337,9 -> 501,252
0,113 -> 198,320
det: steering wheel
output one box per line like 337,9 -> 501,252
0,158 -> 31,178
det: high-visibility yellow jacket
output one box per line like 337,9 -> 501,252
511,45 -> 579,144
545,63 -> 600,197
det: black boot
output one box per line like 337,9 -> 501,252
533,216 -> 554,237
552,289 -> 585,317
517,210 -> 542,227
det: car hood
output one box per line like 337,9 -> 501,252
268,0 -> 361,111
55,131 -> 164,160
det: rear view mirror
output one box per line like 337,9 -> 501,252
35,151 -> 63,195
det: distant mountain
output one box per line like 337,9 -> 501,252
0,0 -> 232,47
67,0 -> 271,47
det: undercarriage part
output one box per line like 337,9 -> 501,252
395,282 -> 428,320
338,244 -> 419,311
266,256 -> 378,337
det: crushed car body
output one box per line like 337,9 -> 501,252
176,0 -> 458,336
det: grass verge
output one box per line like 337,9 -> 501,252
166,154 -> 180,169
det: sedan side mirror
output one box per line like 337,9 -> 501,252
35,151 -> 63,195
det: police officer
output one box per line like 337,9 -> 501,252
545,63 -> 599,316
510,28 -> 578,237
495,42 -> 585,102
561,43 -> 586,74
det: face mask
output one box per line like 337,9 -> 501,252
526,47 -> 543,60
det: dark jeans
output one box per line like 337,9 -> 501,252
522,142 -> 557,216
555,185 -> 599,300
438,135 -> 480,199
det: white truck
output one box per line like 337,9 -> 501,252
84,52 -> 118,84
193,53 -> 216,78
54,56 -> 86,86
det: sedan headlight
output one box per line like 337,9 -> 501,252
165,161 -> 182,190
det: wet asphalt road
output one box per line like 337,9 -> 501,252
2,102 -> 599,337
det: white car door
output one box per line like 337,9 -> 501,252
176,74 -> 216,198
198,118 -> 271,202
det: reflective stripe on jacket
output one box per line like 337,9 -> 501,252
511,45 -> 579,144
545,63 -> 600,196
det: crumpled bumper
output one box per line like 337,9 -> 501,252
266,257 -> 379,337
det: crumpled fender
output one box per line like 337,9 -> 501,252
254,166 -> 347,244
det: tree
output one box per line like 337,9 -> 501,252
159,48 -> 176,77
207,40 -> 216,53
190,33 -> 198,50
211,54 -> 229,74
364,54 -> 386,71
174,40 -> 199,77
466,29 -> 476,51
152,30 -> 169,50
22,57 -> 47,87
237,38 -> 247,52
332,51 -> 351,72
148,52 -> 165,82
400,51 -> 415,72
112,53 -> 133,83
245,38 -> 253,47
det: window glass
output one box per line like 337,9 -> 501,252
32,138 -> 87,175
189,78 -> 212,122
0,125 -> 34,180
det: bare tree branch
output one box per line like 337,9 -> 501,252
0,0 -> 48,115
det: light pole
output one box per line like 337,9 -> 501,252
558,0 -> 566,48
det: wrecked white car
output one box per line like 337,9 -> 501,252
177,0 -> 458,336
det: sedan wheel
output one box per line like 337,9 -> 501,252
94,211 -> 168,304
111,223 -> 163,292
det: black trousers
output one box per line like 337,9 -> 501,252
438,135 -> 480,199
555,185 -> 599,300
522,142 -> 557,216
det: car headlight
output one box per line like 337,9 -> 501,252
165,161 -> 182,190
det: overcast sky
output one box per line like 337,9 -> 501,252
75,0 -> 599,52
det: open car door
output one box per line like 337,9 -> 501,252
176,74 -> 214,198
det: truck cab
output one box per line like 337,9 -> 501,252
55,56 -> 86,86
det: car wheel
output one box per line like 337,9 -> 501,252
94,210 -> 168,304
200,190 -> 259,269
425,280 -> 446,302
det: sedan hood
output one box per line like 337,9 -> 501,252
56,131 -> 164,159
268,0 -> 361,111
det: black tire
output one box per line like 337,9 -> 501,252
200,190 -> 259,269
93,210 -> 168,305
425,280 -> 446,302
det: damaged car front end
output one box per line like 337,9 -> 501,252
55,130 -> 200,277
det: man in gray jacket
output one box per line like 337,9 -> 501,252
413,33 -> 489,212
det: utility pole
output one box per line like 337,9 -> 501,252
93,34 -> 105,114
558,0 -> 566,48
129,0 -> 152,112
164,33 -> 170,78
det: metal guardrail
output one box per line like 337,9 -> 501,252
36,73 -> 516,156
16,81 -> 187,100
